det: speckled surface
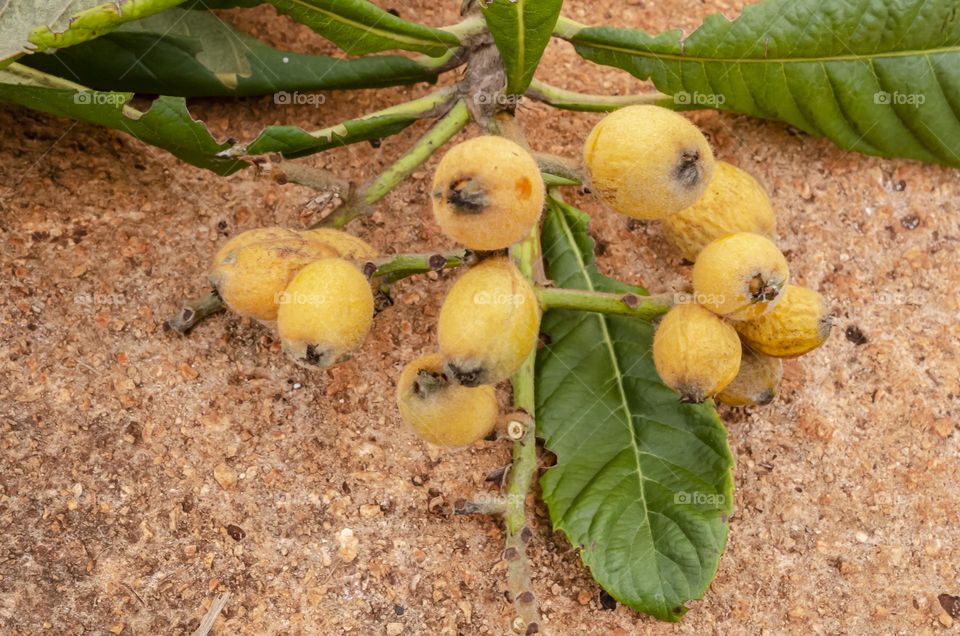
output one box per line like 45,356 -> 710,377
1,1 -> 958,634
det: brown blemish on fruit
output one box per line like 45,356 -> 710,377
748,273 -> 781,302
515,176 -> 532,200
446,177 -> 487,214
674,149 -> 703,189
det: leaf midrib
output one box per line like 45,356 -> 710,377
276,0 -> 452,50
553,205 -> 666,614
573,37 -> 960,64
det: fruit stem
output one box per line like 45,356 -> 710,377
366,249 -> 475,285
164,291 -> 226,335
317,99 -> 471,228
536,287 -> 673,320
533,152 -> 585,185
526,79 -> 667,112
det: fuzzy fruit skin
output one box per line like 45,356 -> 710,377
299,228 -> 377,259
692,232 -> 789,321
210,239 -> 337,321
663,161 -> 777,261
652,303 -> 742,402
438,257 -> 540,386
277,259 -> 374,368
396,353 -> 498,447
735,284 -> 832,358
583,105 -> 715,219
213,227 -> 302,266
431,136 -> 545,250
716,346 -> 783,406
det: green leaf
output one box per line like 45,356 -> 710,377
0,65 -> 244,175
481,0 -> 562,94
563,0 -> 960,167
0,0 -> 186,66
536,198 -> 734,621
22,8 -> 442,97
264,0 -> 459,56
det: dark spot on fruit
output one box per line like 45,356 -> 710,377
673,149 -> 703,189
445,361 -> 483,387
515,176 -> 532,200
757,390 -> 776,406
844,325 -> 868,345
748,274 -> 780,302
447,177 -> 487,214
303,344 -> 332,366
599,591 -> 617,610
226,524 -> 245,541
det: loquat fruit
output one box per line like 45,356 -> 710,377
692,232 -> 789,321
583,105 -> 715,219
396,353 -> 498,447
652,303 -> 742,402
438,257 -> 540,386
431,136 -> 545,250
276,258 -> 375,368
735,284 -> 832,358
662,161 -> 777,261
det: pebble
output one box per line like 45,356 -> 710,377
386,623 -> 404,635
338,528 -> 359,562
214,463 -> 238,490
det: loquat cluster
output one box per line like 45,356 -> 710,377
209,227 -> 377,368
583,105 -> 832,405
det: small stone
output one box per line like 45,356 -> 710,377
338,528 -> 359,562
359,504 -> 381,518
109,624 -> 124,635
178,362 -> 199,380
855,531 -> 869,543
577,590 -> 591,605
933,419 -> 955,439
213,463 -> 238,490
183,545 -> 197,557
386,623 -> 404,635
940,613 -> 954,628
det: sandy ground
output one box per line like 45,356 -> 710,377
1,1 -> 959,634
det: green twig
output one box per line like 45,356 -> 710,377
367,249 -> 475,285
318,99 -> 471,228
536,288 -> 673,320
503,226 -> 543,635
526,78 -> 666,112
533,152 -> 584,185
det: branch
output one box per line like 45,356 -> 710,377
366,249 -> 475,285
503,227 -> 543,635
526,79 -> 666,112
317,98 -> 471,228
536,287 -> 673,320
164,291 -> 225,335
